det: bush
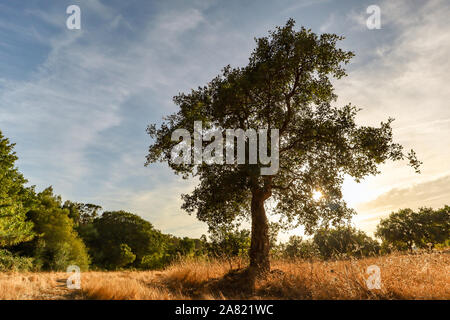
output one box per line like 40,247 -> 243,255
140,252 -> 165,270
313,226 -> 380,259
0,249 -> 34,271
283,236 -> 320,259
89,211 -> 166,270
376,206 -> 450,251
24,188 -> 91,271
206,227 -> 251,259
113,244 -> 136,269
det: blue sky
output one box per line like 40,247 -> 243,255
1,0 -> 449,240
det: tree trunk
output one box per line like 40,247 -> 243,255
249,189 -> 271,276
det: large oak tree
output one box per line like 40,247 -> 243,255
146,20 -> 420,275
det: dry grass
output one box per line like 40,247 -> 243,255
0,272 -> 69,300
0,251 -> 448,300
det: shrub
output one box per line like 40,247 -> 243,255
313,226 -> 380,259
0,249 -> 34,271
283,236 -> 320,259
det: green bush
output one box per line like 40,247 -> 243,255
283,236 -> 320,259
0,249 -> 34,271
140,252 -> 165,269
88,211 -> 166,270
376,206 -> 450,251
313,226 -> 380,259
24,188 -> 91,271
113,244 -> 136,269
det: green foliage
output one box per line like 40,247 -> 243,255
140,252 -> 165,269
0,249 -> 34,271
282,236 -> 320,259
162,235 -> 207,265
0,130 -> 35,247
88,211 -> 166,270
111,244 -> 136,269
171,237 -> 197,257
376,206 -> 450,251
313,226 -> 380,259
206,227 -> 251,258
63,201 -> 102,227
415,206 -> 450,247
24,188 -> 90,271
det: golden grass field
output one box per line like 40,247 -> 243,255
1,251 -> 449,300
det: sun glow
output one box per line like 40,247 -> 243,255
312,190 -> 323,201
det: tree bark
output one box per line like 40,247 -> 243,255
249,189 -> 271,276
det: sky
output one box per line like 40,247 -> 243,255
0,0 -> 449,241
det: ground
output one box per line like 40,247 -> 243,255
1,251 -> 449,300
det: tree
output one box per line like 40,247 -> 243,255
283,235 -> 320,260
313,226 -> 380,259
376,208 -> 416,251
146,19 -> 420,276
24,187 -> 90,270
112,243 -> 136,268
174,237 -> 197,257
0,130 -> 34,247
89,211 -> 166,269
376,206 -> 450,251
162,235 -> 201,263
415,206 -> 450,247
63,201 -> 103,260
63,201 -> 102,226
207,226 -> 251,259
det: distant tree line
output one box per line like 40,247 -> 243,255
0,130 -> 449,271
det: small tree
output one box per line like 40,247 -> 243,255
313,226 -> 380,259
283,236 -> 320,259
90,211 -> 166,269
146,19 -> 420,276
175,237 -> 197,257
63,201 -> 102,226
376,209 -> 416,251
113,244 -> 136,269
376,206 -> 450,251
207,227 -> 250,257
415,206 -> 450,247
25,187 -> 90,270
